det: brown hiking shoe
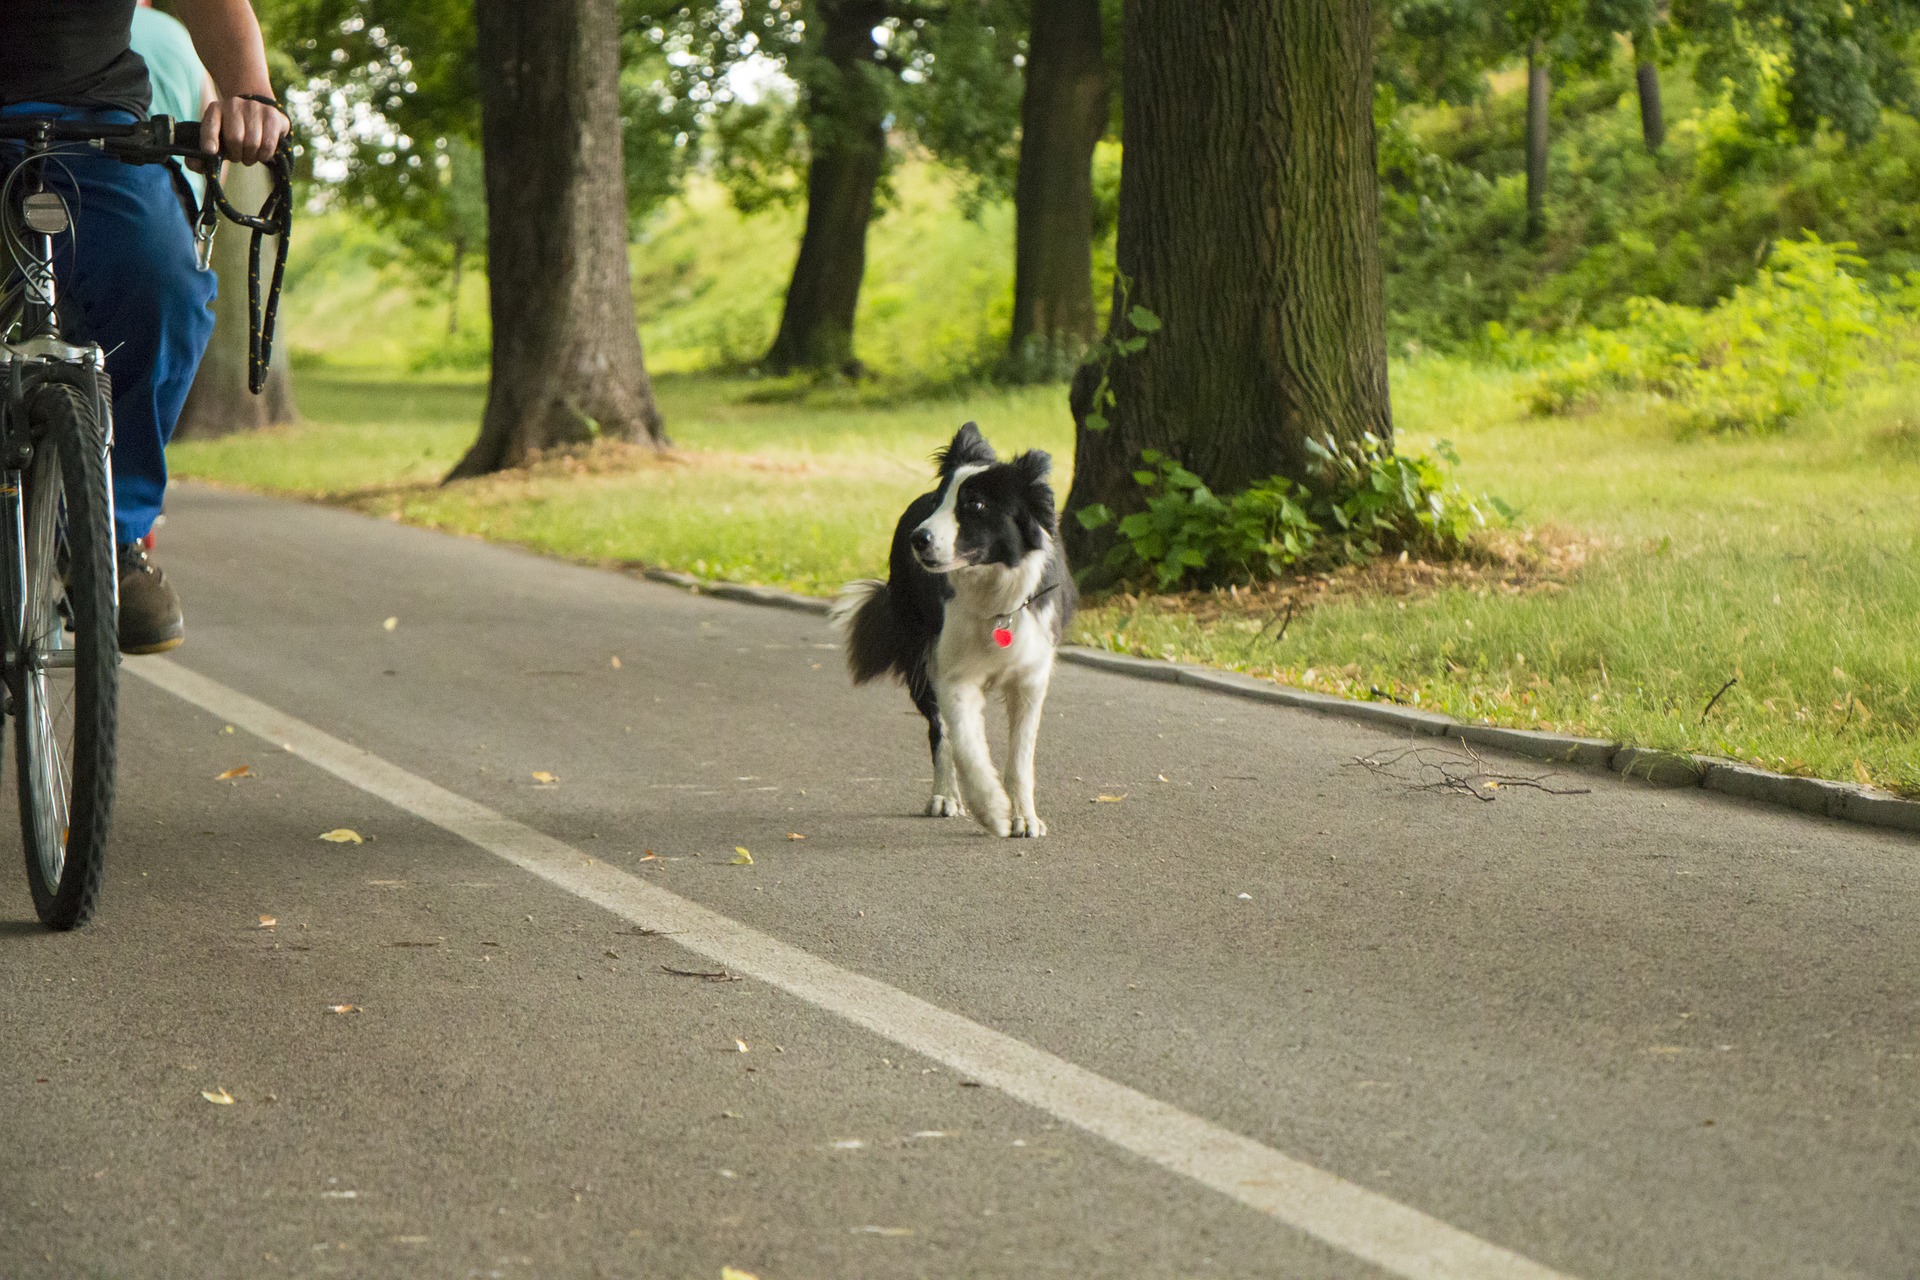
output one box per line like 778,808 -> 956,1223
118,541 -> 184,654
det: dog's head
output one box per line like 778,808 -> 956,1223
911,423 -> 1057,573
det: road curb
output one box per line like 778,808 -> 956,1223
629,566 -> 1920,839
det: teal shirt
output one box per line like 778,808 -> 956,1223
128,6 -> 207,200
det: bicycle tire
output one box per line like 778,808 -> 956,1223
18,382 -> 117,930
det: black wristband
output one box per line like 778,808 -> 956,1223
235,93 -> 287,114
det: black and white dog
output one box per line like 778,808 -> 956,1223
831,423 -> 1075,837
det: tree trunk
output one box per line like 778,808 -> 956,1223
761,0 -> 889,376
1635,59 -> 1665,150
447,239 -> 464,336
449,0 -> 664,480
1525,38 -> 1549,240
1064,0 -> 1391,574
1007,0 -> 1107,372
173,162 -> 296,439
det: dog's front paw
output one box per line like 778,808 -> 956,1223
973,795 -> 1013,837
926,793 -> 966,817
1009,812 -> 1047,838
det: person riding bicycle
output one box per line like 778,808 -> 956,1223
0,0 -> 289,654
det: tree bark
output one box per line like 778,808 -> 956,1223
447,239 -> 464,336
1525,38 -> 1549,240
1635,59 -> 1665,150
173,162 -> 296,439
761,0 -> 889,376
1063,0 -> 1392,573
1007,0 -> 1107,371
449,0 -> 664,480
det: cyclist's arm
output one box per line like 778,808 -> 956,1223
171,0 -> 288,165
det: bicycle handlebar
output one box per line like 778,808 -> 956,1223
0,114 -> 294,394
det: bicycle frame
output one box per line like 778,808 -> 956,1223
0,119 -> 115,693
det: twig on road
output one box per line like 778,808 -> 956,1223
1346,743 -> 1591,802
660,964 -> 742,982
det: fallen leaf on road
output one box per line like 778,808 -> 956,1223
1093,793 -> 1127,803
215,765 -> 253,781
851,1226 -> 913,1237
531,771 -> 558,785
382,616 -> 398,631
201,1088 -> 235,1106
610,655 -> 622,669
731,847 -> 754,865
785,832 -> 806,841
327,1004 -> 361,1015
257,915 -> 277,929
319,829 -> 363,844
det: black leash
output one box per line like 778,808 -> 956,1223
191,146 -> 293,394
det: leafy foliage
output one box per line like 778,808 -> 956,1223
1672,0 -> 1920,145
1528,233 -> 1884,430
1077,439 -> 1506,591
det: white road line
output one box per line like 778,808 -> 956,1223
131,656 -> 1577,1280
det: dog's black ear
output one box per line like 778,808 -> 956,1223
1011,450 -> 1058,539
934,421 -> 996,475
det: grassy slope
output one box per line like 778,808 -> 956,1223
175,155 -> 1920,796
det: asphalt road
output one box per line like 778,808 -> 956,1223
2,484 -> 1916,1280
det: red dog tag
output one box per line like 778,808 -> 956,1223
993,627 -> 1014,648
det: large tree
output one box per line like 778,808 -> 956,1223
1008,0 -> 1108,369
1065,0 -> 1392,570
760,0 -> 890,374
447,0 -> 666,477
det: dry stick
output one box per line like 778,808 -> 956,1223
1700,677 -> 1739,725
660,964 -> 742,982
1260,600 -> 1296,644
1347,743 -> 1590,802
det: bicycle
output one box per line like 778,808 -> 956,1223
0,114 -> 291,929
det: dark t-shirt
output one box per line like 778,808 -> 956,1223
0,0 -> 152,115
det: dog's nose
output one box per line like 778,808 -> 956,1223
910,527 -> 933,553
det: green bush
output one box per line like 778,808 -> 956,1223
1077,436 -> 1506,591
1528,233 -> 1883,431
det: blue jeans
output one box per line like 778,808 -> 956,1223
1,103 -> 217,544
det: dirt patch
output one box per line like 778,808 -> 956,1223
1090,525 -> 1599,624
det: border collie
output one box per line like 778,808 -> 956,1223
831,423 -> 1075,837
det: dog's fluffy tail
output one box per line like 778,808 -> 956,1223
829,579 -> 901,686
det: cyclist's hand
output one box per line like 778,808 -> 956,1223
200,96 -> 289,166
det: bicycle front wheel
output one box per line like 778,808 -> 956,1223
18,383 -> 118,930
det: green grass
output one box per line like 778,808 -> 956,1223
173,356 -> 1920,798
176,372 -> 1074,596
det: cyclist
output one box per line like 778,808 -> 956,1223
0,0 -> 289,654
